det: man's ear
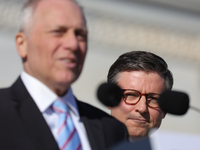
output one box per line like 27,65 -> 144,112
15,32 -> 28,59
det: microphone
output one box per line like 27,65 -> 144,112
158,90 -> 189,115
158,90 -> 200,115
97,82 -> 123,107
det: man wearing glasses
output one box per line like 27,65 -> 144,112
107,51 -> 173,141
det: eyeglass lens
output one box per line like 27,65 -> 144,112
123,90 -> 160,108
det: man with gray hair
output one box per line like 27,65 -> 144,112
0,0 -> 128,149
107,51 -> 173,141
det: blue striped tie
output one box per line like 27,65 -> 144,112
52,98 -> 82,150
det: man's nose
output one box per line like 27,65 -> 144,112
62,30 -> 79,51
135,96 -> 148,113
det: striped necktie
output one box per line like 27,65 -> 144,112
52,98 -> 82,150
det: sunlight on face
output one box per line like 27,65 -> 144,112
17,0 -> 87,95
111,71 -> 166,139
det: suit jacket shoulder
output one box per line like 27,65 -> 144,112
0,78 -> 128,150
77,100 -> 129,150
0,77 -> 59,150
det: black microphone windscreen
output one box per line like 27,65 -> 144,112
97,82 -> 122,107
158,90 -> 189,115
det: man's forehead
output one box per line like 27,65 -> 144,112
33,0 -> 81,17
35,0 -> 79,11
32,0 -> 86,26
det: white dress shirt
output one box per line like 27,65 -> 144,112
21,71 -> 91,150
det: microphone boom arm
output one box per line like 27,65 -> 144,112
190,106 -> 200,113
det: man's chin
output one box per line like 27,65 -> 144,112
55,73 -> 77,84
128,129 -> 148,140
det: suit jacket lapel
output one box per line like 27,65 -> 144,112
77,100 -> 106,150
11,77 -> 59,150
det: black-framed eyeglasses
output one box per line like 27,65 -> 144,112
122,89 -> 161,108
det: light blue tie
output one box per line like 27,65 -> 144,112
52,98 -> 82,150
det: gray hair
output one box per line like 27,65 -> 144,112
18,0 -> 81,35
107,51 -> 173,90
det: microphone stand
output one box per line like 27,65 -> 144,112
190,106 -> 200,113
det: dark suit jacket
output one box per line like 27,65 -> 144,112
0,77 -> 128,150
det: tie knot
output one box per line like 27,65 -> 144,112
52,99 -> 69,114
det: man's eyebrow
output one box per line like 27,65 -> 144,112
53,26 -> 67,30
76,28 -> 88,34
147,93 -> 161,95
51,25 -> 87,33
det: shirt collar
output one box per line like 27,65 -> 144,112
59,87 -> 80,117
20,71 -> 80,117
